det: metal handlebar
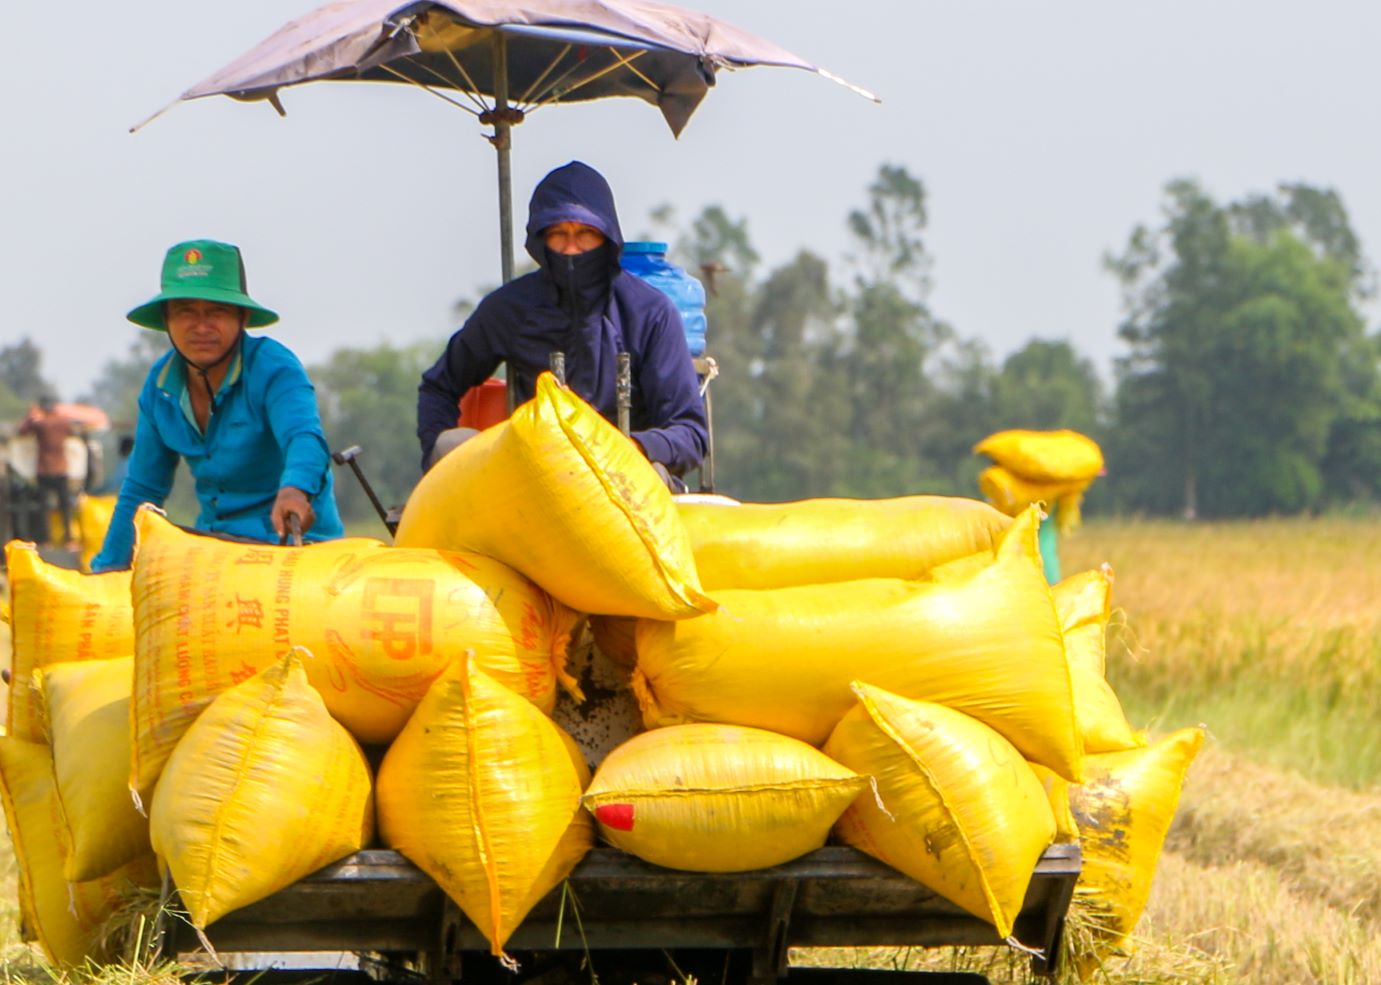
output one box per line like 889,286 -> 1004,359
332,445 -> 392,530
282,512 -> 304,547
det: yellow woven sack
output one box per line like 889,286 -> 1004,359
974,429 -> 1105,484
1052,569 -> 1144,754
582,724 -> 867,872
0,735 -> 161,966
634,508 -> 1084,780
377,652 -> 593,958
395,373 -> 715,620
5,541 -> 133,741
49,496 -> 95,550
589,614 -> 639,667
149,652 -> 374,929
1027,761 -> 1080,844
0,612 -> 9,727
1053,567 -> 1113,677
978,466 -> 1092,533
131,507 -> 574,803
1068,727 -> 1205,960
39,656 -> 149,881
824,685 -> 1057,941
676,496 -> 1012,590
77,494 -> 118,573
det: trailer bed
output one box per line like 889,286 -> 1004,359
162,844 -> 1080,982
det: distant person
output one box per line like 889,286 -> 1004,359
91,239 -> 344,572
18,393 -> 77,549
93,434 -> 134,495
417,161 -> 707,488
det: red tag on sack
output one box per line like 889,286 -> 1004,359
595,803 -> 635,831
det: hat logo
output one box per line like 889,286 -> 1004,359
185,248 -> 202,264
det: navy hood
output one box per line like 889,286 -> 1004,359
524,161 -> 625,276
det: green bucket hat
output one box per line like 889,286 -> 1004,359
127,239 -> 279,330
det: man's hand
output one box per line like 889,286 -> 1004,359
271,486 -> 315,542
427,426 -> 481,469
632,437 -> 685,493
649,461 -> 687,494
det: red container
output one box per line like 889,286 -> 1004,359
457,377 -> 510,429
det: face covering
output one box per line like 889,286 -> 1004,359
546,243 -> 612,319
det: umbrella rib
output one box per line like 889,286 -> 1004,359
527,48 -> 651,115
439,47 -> 494,112
378,63 -> 482,115
520,57 -> 593,110
396,54 -> 491,114
620,58 -> 661,94
517,43 -> 573,106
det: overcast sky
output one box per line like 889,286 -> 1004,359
5,0 -> 1380,402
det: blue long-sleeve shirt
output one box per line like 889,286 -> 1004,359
417,161 -> 708,474
91,334 -> 343,571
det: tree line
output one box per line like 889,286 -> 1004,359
6,165 -> 1380,525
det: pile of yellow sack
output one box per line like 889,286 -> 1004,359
0,374 -> 1197,973
974,429 -> 1104,531
38,493 -> 117,572
645,494 -> 1202,962
0,543 -> 159,966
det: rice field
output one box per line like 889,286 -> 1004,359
3,516 -> 1379,984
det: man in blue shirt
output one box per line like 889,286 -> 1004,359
417,162 -> 708,483
91,239 -> 343,572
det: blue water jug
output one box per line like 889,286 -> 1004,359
621,242 -> 707,356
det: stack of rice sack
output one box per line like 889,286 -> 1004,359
124,503 -> 586,953
0,462 -> 590,965
394,374 -> 1200,957
659,498 -> 1201,961
973,429 -> 1104,531
617,502 -> 1070,942
76,493 -> 119,572
0,373 -> 1198,971
0,543 -> 159,966
4,371 -> 685,965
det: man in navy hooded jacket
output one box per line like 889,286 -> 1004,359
417,161 -> 709,479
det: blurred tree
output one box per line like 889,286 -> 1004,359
990,340 -> 1104,435
81,332 -> 200,523
738,251 -> 839,500
920,339 -> 1000,494
661,205 -> 762,496
681,205 -> 761,284
1319,331 -> 1381,504
0,385 -> 27,422
637,202 -> 681,248
83,333 -> 170,429
0,339 -> 55,408
310,340 -> 438,529
847,164 -> 932,296
835,164 -> 952,496
1107,179 -> 1379,516
921,338 -> 1108,499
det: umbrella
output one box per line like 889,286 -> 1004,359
54,404 -> 112,432
134,0 -> 877,282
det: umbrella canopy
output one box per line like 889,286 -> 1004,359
136,0 -> 876,280
55,403 -> 111,431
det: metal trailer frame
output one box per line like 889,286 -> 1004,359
159,844 -> 1080,984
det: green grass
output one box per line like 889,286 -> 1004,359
1118,673 -> 1381,790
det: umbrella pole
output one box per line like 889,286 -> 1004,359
493,32 -> 515,285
